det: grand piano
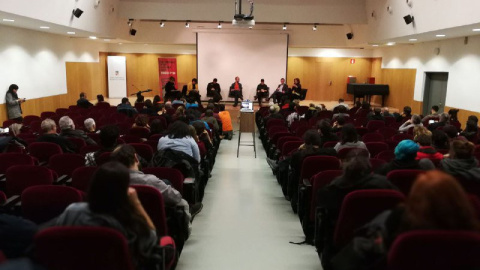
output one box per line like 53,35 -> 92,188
347,83 -> 389,106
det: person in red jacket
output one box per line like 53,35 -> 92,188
415,133 -> 444,160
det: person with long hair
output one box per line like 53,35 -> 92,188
85,125 -> 119,166
440,139 -> 478,178
398,114 -> 423,133
54,162 -> 159,268
5,84 -> 26,121
290,78 -> 302,100
157,121 -> 200,162
334,124 -> 367,153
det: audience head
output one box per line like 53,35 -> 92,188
465,120 -> 478,133
84,118 -> 96,132
468,115 -> 478,125
338,98 -> 344,103
96,94 -> 104,102
439,112 -> 449,123
394,139 -> 420,161
165,101 -> 172,108
448,108 -> 459,122
340,124 -> 358,144
355,101 -> 362,108
205,109 -> 214,117
443,125 -> 458,139
7,84 -> 19,93
403,170 -> 479,231
134,115 -> 149,128
79,92 -> 86,98
416,133 -> 433,147
338,105 -> 347,114
413,126 -> 431,140
303,130 -> 322,147
192,121 -> 206,137
8,123 -> 22,137
111,144 -> 137,169
41,119 -> 57,134
431,105 -> 440,114
166,121 -> 191,139
449,140 -> 475,159
341,149 -> 372,182
411,114 -> 421,125
317,119 -> 333,136
432,130 -> 449,150
337,116 -> 346,126
144,99 -> 153,108
150,119 -> 164,135
121,97 -> 129,104
59,116 -> 75,130
361,101 -> 370,110
153,95 -> 161,104
99,125 -> 119,149
403,106 -> 412,116
212,94 -> 222,103
373,107 -> 381,115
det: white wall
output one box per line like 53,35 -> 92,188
289,48 -> 373,58
366,0 -> 480,42
0,25 -> 106,103
373,35 -> 480,112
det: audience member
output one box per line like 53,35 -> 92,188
202,109 -> 219,133
428,112 -> 449,132
157,121 -> 200,162
376,140 -> 434,175
140,99 -> 156,115
76,92 -> 93,108
460,120 -> 479,142
218,106 -> 233,140
54,162 -> 161,269
440,140 -> 478,178
422,105 -> 440,122
84,118 -> 97,133
332,105 -> 349,121
367,107 -> 385,122
317,119 -> 338,147
290,130 -> 337,175
415,133 -> 444,160
398,114 -> 422,133
0,123 -> 27,152
149,119 -> 164,136
85,125 -> 119,166
432,130 -> 450,150
117,97 -> 138,116
132,114 -> 150,130
334,124 -> 367,153
37,119 -> 76,153
59,116 -> 97,145
332,116 -> 346,133
333,98 -> 349,110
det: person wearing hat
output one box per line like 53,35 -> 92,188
376,139 -> 435,175
255,79 -> 269,106
206,78 -> 222,100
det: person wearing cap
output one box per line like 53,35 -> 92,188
206,78 -> 222,100
375,139 -> 435,175
255,79 -> 269,106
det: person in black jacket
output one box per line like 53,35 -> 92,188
206,78 -> 221,99
268,78 -> 288,105
255,79 -> 269,106
229,76 -> 243,107
37,119 -> 76,153
59,116 -> 97,145
76,92 -> 93,108
164,76 -> 180,101
317,119 -> 339,147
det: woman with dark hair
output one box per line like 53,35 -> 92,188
192,121 -> 212,151
398,114 -> 422,132
317,119 -> 339,147
290,130 -> 337,174
291,78 -> 302,99
460,120 -> 479,142
96,94 -> 105,103
133,114 -> 150,130
157,121 -> 200,162
440,139 -> 478,178
432,129 -> 450,150
5,84 -> 26,121
54,162 -> 159,268
149,119 -> 164,136
334,124 -> 367,153
85,125 -> 119,166
140,99 -> 156,116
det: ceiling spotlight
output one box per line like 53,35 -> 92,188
89,36 -> 97,40
40,26 -> 50,29
249,26 -> 253,29
403,14 -> 414,25
72,8 -> 84,18
473,29 -> 480,32
409,38 -> 417,41
67,31 -> 75,35
313,24 -> 317,31
436,34 -> 446,37
346,32 -> 354,40
387,42 -> 396,46
218,22 -> 222,29
185,21 -> 190,28
282,24 -> 287,30
2,19 -> 14,22
372,45 -> 379,47
130,29 -> 137,36
160,21 -> 165,28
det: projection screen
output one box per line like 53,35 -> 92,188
197,32 -> 288,102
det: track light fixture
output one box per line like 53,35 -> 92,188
218,21 -> 222,29
72,8 -> 84,18
313,24 -> 317,31
130,29 -> 137,36
403,14 -> 414,25
160,21 -> 165,27
282,24 -> 287,30
185,21 -> 190,28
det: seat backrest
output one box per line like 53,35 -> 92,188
387,169 -> 424,195
49,153 -> 86,177
23,115 -> 41,126
300,156 -> 341,183
22,185 -> 83,224
142,167 -> 184,195
267,126 -> 288,137
337,147 -> 370,160
0,153 -> 35,174
129,127 -> 151,139
96,152 -> 112,166
266,118 -> 285,130
366,120 -> 386,132
71,166 -> 98,192
276,136 -> 301,150
376,127 -> 397,139
129,143 -> 154,163
6,165 -> 55,196
310,170 -> 343,221
28,142 -> 63,163
369,158 -> 387,172
323,141 -> 338,148
365,142 -> 389,157
388,230 -> 480,270
121,135 -> 144,144
375,150 -> 396,162
334,189 -> 405,247
131,185 -> 168,236
40,111 -> 56,120
392,133 -> 414,143
66,137 -> 87,152
362,132 -> 385,143
149,134 -> 163,142
34,226 -> 135,270
281,141 -> 303,157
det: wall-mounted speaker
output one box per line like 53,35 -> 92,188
346,33 -> 354,40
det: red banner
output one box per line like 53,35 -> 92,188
158,58 -> 178,98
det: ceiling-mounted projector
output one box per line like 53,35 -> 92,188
233,0 -> 255,27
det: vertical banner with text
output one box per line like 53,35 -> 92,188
107,56 -> 127,98
158,58 -> 178,98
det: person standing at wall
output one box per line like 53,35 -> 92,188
5,84 -> 26,122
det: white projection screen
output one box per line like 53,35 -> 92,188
197,32 -> 288,101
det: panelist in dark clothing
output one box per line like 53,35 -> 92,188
37,119 -> 76,153
290,78 -> 302,100
164,76 -> 180,100
187,78 -> 201,104
76,92 -> 93,108
229,76 -> 243,107
255,79 -> 269,106
207,78 -> 222,99
268,78 -> 288,104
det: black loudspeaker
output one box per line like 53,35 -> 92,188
72,8 -> 84,18
403,15 -> 414,25
346,33 -> 354,40
130,29 -> 137,36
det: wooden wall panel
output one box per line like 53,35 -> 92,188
445,105 -> 479,129
377,69 -> 417,112
287,57 -> 374,101
102,53 -> 197,98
